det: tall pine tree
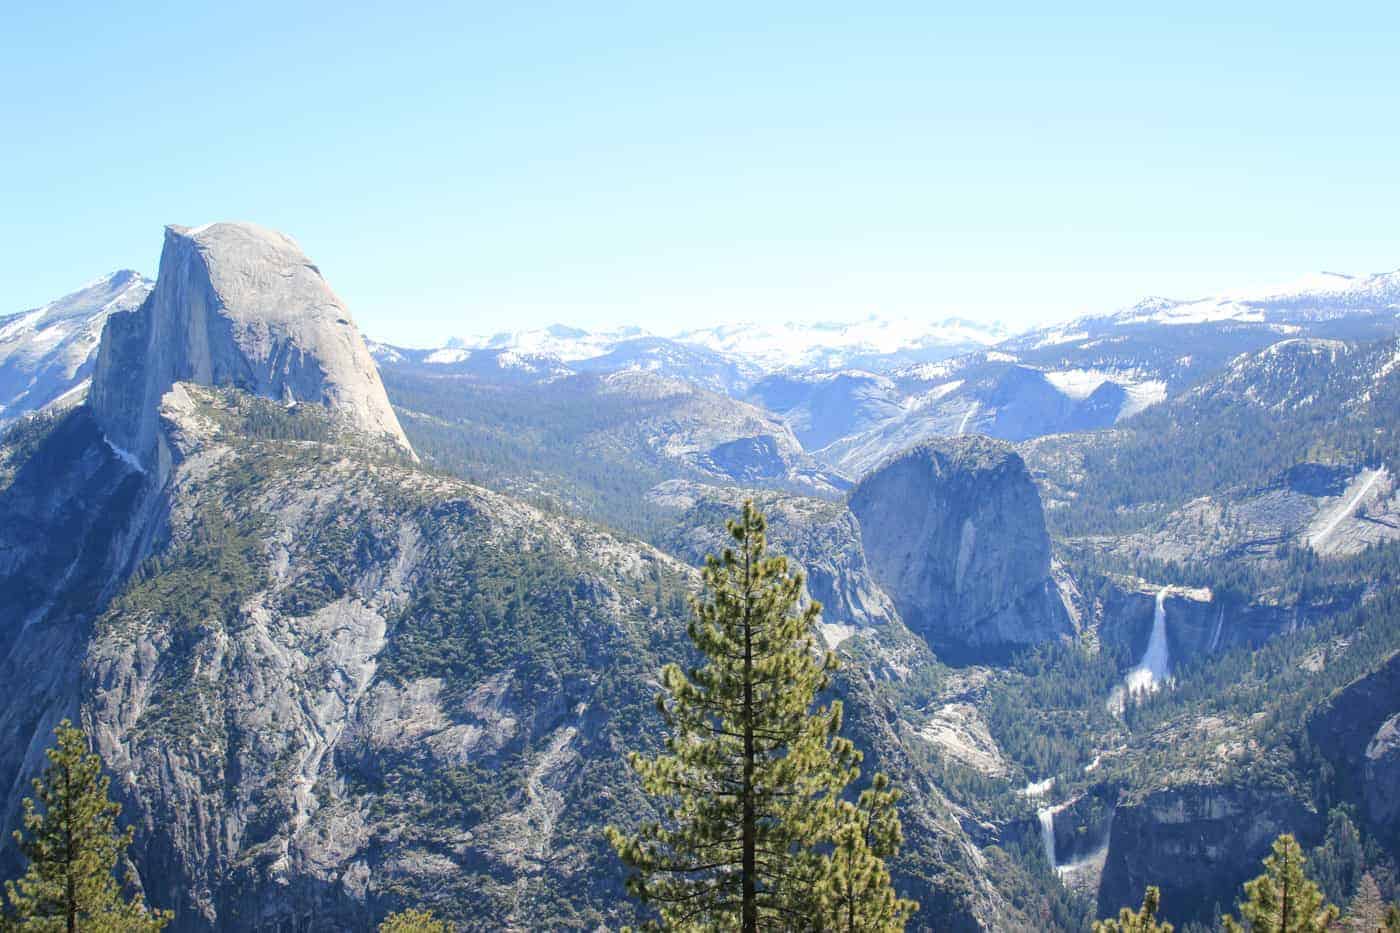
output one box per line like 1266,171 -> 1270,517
2,720 -> 170,931
606,500 -> 915,930
1223,834 -> 1338,933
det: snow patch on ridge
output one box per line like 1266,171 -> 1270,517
424,347 -> 469,364
1118,380 -> 1167,420
1043,369 -> 1111,400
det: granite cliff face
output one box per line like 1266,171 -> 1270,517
89,223 -> 412,474
849,436 -> 1073,661
0,408 -> 154,845
1096,783 -> 1323,925
74,386 -> 696,928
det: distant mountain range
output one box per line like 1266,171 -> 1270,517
6,266 -> 1398,437
450,314 -> 1008,374
438,268 -> 1398,375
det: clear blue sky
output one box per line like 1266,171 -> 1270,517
4,2 -> 1398,345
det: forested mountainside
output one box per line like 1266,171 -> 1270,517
2,225 -> 1399,930
376,358 -> 847,538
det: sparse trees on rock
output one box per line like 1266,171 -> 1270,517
2,719 -> 170,931
606,500 -> 916,931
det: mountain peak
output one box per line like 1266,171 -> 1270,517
89,222 -> 414,471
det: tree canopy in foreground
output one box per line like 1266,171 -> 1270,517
607,500 -> 916,931
2,719 -> 170,931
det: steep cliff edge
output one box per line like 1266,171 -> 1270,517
1097,782 -> 1323,926
89,222 -> 412,473
849,436 -> 1073,662
1308,651 -> 1400,844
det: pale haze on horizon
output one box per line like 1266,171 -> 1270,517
3,2 -> 1399,347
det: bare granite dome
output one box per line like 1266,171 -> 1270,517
849,435 -> 1072,661
90,223 -> 413,469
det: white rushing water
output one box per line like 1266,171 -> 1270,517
1123,588 -> 1171,696
1038,806 -> 1057,870
957,401 -> 978,435
1018,776 -> 1055,798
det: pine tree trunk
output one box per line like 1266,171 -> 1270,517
846,849 -> 856,933
741,534 -> 758,933
64,762 -> 77,933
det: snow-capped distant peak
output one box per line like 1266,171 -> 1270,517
1003,266 -> 1399,350
1,270 -> 155,424
435,313 -> 1011,374
1111,268 -> 1400,327
671,314 -> 1011,372
458,324 -> 655,362
1221,271 -> 1359,301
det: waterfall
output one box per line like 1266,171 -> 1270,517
957,401 -> 978,435
1038,797 -> 1115,884
1037,806 -> 1057,871
1124,588 -> 1170,696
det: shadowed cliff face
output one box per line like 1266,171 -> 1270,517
89,223 -> 413,475
1097,783 -> 1324,927
0,408 -> 157,872
1309,651 -> 1400,845
849,435 -> 1073,663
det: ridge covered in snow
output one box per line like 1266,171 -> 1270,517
466,323 -> 652,362
671,314 -> 1010,371
437,313 -> 1010,375
0,270 -> 153,421
1065,268 -> 1400,332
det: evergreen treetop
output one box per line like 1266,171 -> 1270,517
1093,885 -> 1173,933
606,500 -> 916,931
2,719 -> 170,932
1344,873 -> 1388,933
1223,834 -> 1338,933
